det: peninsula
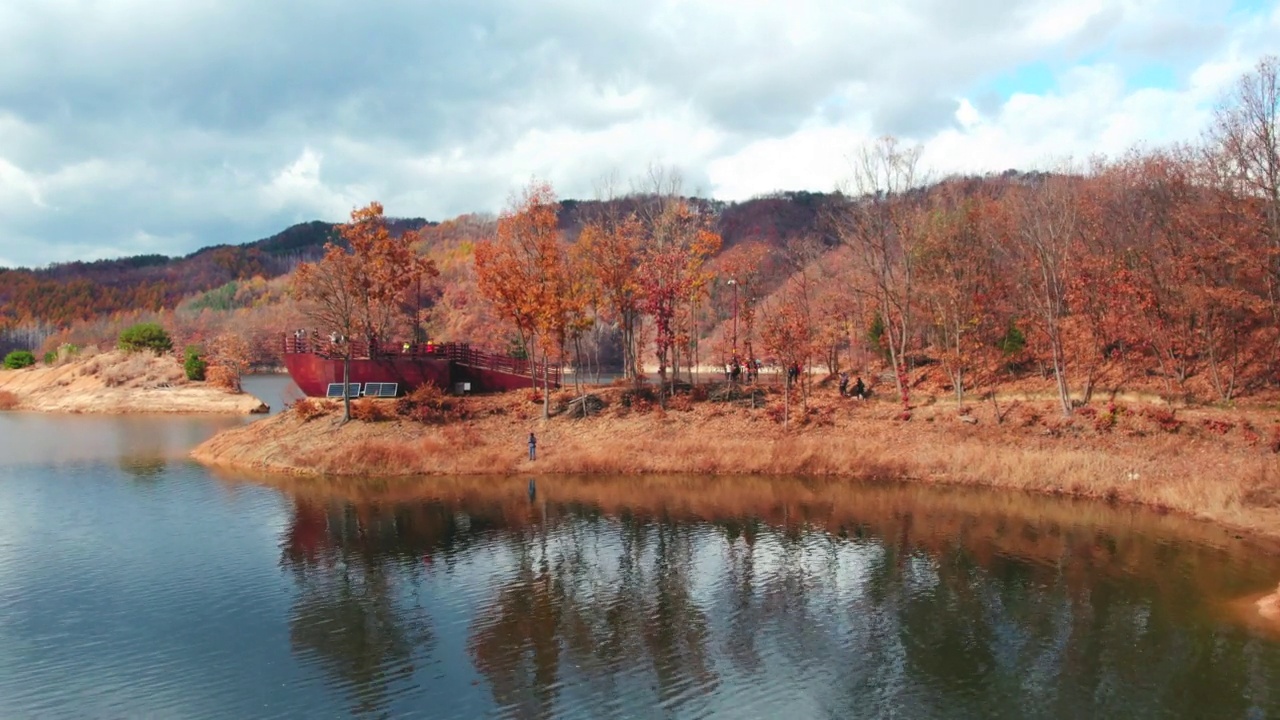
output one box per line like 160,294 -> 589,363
0,349 -> 267,414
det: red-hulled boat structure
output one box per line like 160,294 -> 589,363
282,334 -> 560,397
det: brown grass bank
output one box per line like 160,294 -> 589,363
193,384 -> 1280,545
0,349 -> 268,414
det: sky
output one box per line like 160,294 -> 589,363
0,0 -> 1277,269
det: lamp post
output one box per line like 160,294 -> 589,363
727,278 -> 738,360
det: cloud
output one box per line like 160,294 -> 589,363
0,0 -> 1276,267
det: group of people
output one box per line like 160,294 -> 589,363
719,358 -> 868,398
724,357 -> 761,383
289,329 -> 324,352
838,371 -> 869,399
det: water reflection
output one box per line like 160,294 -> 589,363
268,476 -> 1280,719
118,454 -> 167,480
283,502 -> 435,716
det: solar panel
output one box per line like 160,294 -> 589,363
358,382 -> 395,398
326,382 -> 361,398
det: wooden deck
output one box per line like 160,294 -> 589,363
281,334 -> 561,396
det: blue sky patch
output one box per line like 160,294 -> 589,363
984,61 -> 1058,99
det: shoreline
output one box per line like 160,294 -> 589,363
192,386 -> 1280,541
0,350 -> 268,415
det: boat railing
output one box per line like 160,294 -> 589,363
281,333 -> 560,385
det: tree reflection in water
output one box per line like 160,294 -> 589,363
268,476 -> 1280,719
282,500 -> 439,717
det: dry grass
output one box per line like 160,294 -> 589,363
350,398 -> 395,422
47,343 -> 82,367
292,397 -> 332,421
0,390 -> 19,410
88,350 -> 187,389
206,365 -> 240,392
101,353 -> 155,387
393,383 -> 466,424
192,381 -> 1280,543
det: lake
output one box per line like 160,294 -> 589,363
2,375 -> 1280,719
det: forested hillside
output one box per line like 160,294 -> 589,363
0,218 -> 429,354
0,193 -> 826,365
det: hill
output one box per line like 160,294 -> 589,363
0,217 -> 432,353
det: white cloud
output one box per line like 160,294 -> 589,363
0,0 -> 1276,267
0,157 -> 44,210
264,148 -> 325,210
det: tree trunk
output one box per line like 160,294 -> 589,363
341,353 -> 351,423
784,372 -> 790,429
573,335 -> 583,396
542,350 -> 551,420
801,366 -> 809,411
1049,331 -> 1072,416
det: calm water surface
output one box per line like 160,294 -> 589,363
2,375 -> 1280,719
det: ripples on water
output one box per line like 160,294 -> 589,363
2,397 -> 1280,719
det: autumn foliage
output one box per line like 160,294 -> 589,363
393,382 -> 465,424
476,179 -> 721,405
293,202 -> 439,420
7,57 -> 1280,416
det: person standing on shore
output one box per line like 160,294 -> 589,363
528,432 -> 537,461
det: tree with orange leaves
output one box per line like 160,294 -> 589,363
728,241 -> 773,372
294,202 -> 438,421
761,275 -> 815,428
637,199 -> 722,398
206,330 -> 252,392
474,181 -> 577,419
916,185 -> 1003,404
575,213 -> 645,380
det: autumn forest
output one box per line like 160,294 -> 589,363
3,57 -> 1278,415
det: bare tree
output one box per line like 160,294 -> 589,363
1211,56 -> 1280,321
1002,172 -> 1081,416
831,136 -> 926,407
